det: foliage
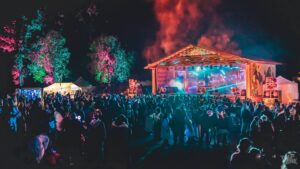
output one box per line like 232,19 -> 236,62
12,10 -> 44,86
91,48 -> 115,83
27,64 -> 46,83
113,49 -> 134,82
11,66 -> 21,85
24,10 -> 44,43
88,35 -> 134,84
0,20 -> 17,53
28,31 -> 70,84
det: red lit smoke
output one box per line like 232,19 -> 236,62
198,16 -> 241,55
144,0 -> 240,62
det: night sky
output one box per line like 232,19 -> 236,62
0,0 -> 299,93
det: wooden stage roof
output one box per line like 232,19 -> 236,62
145,45 -> 280,69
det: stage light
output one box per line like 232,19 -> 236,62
221,70 -> 226,75
206,82 -> 245,92
191,71 -> 198,76
172,81 -> 184,90
196,66 -> 201,72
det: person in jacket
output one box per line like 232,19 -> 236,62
106,114 -> 130,169
240,102 -> 253,137
86,108 -> 106,166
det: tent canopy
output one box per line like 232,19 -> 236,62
74,77 -> 92,87
277,76 -> 297,85
43,83 -> 82,96
74,77 -> 98,93
276,76 -> 299,103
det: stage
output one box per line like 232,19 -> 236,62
145,45 -> 280,101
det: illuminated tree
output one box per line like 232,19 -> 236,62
88,36 -> 134,84
13,10 -> 44,86
28,31 -> 70,84
0,20 -> 17,53
114,49 -> 134,82
27,63 -> 46,83
89,39 -> 115,84
11,65 -> 22,86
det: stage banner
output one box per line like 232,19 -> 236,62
250,63 -> 276,98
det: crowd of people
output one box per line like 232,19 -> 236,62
0,91 -> 299,169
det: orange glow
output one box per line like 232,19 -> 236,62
152,69 -> 157,94
146,45 -> 279,99
197,15 -> 241,55
144,0 -> 221,63
128,79 -> 138,97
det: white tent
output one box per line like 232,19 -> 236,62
43,83 -> 82,97
276,76 -> 299,103
74,77 -> 96,93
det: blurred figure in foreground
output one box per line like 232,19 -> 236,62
106,114 -> 130,169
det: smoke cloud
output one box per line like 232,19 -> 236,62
198,16 -> 241,55
144,0 -> 240,62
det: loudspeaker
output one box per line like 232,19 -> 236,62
241,89 -> 246,96
271,90 -> 279,98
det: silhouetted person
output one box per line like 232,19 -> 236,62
230,138 -> 252,169
86,109 -> 106,166
106,114 -> 130,169
248,147 -> 272,169
170,108 -> 185,145
241,103 -> 253,137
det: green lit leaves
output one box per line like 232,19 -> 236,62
24,10 -> 44,42
13,10 -> 45,86
27,63 -> 46,83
